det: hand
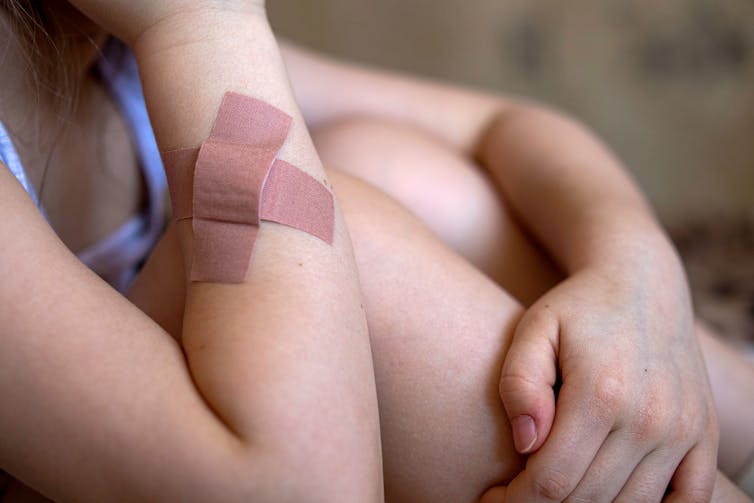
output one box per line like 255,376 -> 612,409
64,0 -> 284,151
483,260 -> 719,502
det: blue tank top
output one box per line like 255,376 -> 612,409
0,39 -> 167,293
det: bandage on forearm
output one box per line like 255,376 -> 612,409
161,93 -> 335,283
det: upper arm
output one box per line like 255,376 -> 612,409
0,165 -> 246,501
280,41 -> 513,154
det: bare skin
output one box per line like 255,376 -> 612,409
1,5 -> 752,503
0,6 -> 135,255
1,6 -> 384,502
282,43 -> 723,503
97,135 -> 754,503
3,166 -> 752,502
2,91 -> 753,503
312,117 -> 754,502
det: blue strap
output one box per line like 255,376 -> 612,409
0,121 -> 43,208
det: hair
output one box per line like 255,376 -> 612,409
1,1 -> 92,200
3,2 -> 63,100
1,0 -> 101,120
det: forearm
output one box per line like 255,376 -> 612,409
282,45 -> 674,274
477,104 -> 680,276
281,41 -> 504,154
126,223 -> 185,339
131,11 -> 381,498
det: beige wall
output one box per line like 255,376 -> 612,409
269,1 -> 754,223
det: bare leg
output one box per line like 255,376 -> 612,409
314,116 -> 754,499
698,324 -> 754,478
312,117 -> 562,306
329,169 -> 525,501
134,169 -> 530,501
10,160 -> 748,502
330,169 -> 750,502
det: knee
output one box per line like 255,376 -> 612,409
313,117 -> 489,222
312,116 -> 431,176
326,168 -> 437,258
314,117 -> 507,256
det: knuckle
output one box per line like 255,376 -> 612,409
591,372 -> 626,421
533,468 -> 574,501
671,407 -> 707,447
675,415 -> 697,442
519,306 -> 551,331
499,371 -> 538,402
632,402 -> 669,443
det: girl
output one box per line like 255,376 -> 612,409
0,0 -> 752,501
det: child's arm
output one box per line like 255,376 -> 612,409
0,4 -> 382,502
477,104 -> 716,503
280,41 -> 505,153
280,43 -> 717,501
112,4 -> 386,499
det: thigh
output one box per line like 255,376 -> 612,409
329,169 -> 524,502
316,121 -> 754,500
313,117 -> 562,305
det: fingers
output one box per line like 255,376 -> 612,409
499,307 -> 559,454
497,375 -> 619,502
562,431 -> 646,502
483,446 -> 715,503
613,437 -> 716,503
664,398 -> 718,503
612,448 -> 681,503
663,442 -> 718,503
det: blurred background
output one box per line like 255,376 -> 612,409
269,0 -> 754,343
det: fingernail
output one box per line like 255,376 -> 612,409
511,415 -> 537,453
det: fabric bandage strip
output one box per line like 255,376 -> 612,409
163,147 -> 198,221
161,152 -> 334,243
160,93 -> 335,283
191,93 -> 290,283
261,159 -> 334,244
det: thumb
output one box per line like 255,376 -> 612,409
500,306 -> 559,454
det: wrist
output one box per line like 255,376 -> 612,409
587,235 -> 691,306
131,5 -> 268,59
568,210 -> 678,270
131,9 -> 286,149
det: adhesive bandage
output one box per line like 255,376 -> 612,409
162,93 -> 335,283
